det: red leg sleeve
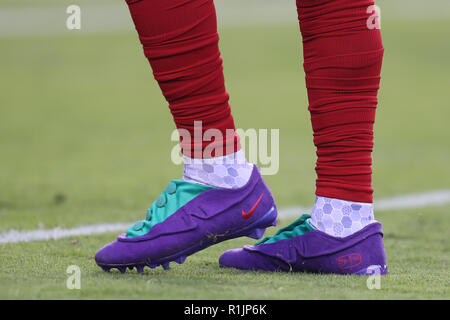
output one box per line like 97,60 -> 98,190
297,0 -> 384,203
126,0 -> 239,157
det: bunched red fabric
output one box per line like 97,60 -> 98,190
297,0 -> 384,203
126,0 -> 239,157
126,0 -> 383,202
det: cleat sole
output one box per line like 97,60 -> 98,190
246,227 -> 266,240
97,206 -> 277,273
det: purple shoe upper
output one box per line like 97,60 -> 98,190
95,166 -> 277,270
220,221 -> 388,275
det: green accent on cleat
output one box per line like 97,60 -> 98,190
255,214 -> 315,245
126,180 -> 216,238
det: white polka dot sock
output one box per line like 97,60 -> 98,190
309,196 -> 376,238
182,150 -> 254,189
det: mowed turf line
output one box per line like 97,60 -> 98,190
0,19 -> 449,298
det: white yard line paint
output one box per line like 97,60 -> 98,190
0,223 -> 132,245
375,189 -> 450,210
1,189 -> 449,244
1,0 -> 450,38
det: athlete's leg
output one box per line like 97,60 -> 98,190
126,0 -> 254,187
220,0 -> 387,274
301,0 -> 383,237
95,0 -> 278,272
126,0 -> 236,156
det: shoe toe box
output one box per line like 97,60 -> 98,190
219,245 -> 285,271
95,239 -> 142,265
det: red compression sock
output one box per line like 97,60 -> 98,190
126,0 -> 239,157
297,0 -> 384,203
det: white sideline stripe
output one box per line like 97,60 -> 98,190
1,189 -> 450,244
0,223 -> 132,245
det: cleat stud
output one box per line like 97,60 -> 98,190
101,266 -> 111,272
118,267 -> 126,273
136,265 -> 144,273
162,262 -> 170,270
174,256 -> 187,264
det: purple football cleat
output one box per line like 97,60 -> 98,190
95,166 -> 277,273
219,214 -> 388,275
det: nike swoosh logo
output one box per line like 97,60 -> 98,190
241,193 -> 264,219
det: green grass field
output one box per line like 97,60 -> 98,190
0,1 -> 449,299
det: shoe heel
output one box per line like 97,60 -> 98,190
354,264 -> 388,275
246,227 -> 267,240
245,206 -> 277,240
328,231 -> 388,275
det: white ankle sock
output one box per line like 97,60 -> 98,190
182,150 -> 253,189
309,196 -> 376,237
